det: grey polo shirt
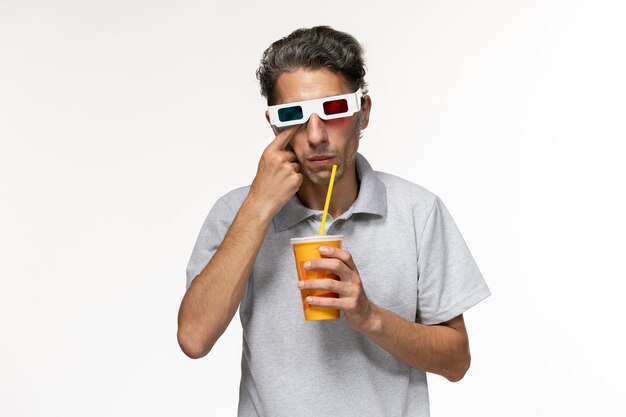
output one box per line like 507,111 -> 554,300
186,153 -> 490,417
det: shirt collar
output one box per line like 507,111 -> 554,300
272,153 -> 387,233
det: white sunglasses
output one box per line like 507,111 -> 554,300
268,89 -> 363,128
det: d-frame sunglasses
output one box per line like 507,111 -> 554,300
268,89 -> 363,128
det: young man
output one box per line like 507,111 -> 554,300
178,26 -> 490,417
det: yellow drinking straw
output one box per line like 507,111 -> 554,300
318,164 -> 338,236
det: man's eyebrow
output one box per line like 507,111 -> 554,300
277,92 -> 348,105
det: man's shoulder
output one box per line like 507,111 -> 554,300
213,185 -> 251,212
374,170 -> 438,207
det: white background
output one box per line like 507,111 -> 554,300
1,1 -> 625,416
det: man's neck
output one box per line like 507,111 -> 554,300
296,162 -> 359,219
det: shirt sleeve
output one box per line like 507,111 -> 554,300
416,196 -> 491,325
185,198 -> 236,289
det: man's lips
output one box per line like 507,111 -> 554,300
306,155 -> 336,166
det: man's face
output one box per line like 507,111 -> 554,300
272,68 -> 370,185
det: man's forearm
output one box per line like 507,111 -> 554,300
178,125 -> 302,359
363,307 -> 470,382
177,198 -> 272,359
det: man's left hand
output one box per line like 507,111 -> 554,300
297,246 -> 377,333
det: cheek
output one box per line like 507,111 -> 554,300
325,117 -> 353,129
289,132 -> 308,154
326,117 -> 360,148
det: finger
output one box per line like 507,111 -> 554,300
304,258 -> 353,281
318,246 -> 357,270
298,278 -> 345,295
291,162 -> 301,173
306,295 -> 341,309
284,150 -> 297,162
269,124 -> 301,150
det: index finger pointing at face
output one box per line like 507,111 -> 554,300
270,124 -> 301,150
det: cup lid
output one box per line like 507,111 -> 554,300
290,235 -> 344,244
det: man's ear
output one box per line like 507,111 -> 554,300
265,110 -> 270,124
359,95 -> 372,130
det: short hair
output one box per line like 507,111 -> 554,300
256,26 -> 368,105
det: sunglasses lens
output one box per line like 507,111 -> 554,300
323,99 -> 349,115
278,106 -> 303,122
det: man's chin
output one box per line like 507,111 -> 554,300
304,172 -> 329,185
304,166 -> 341,185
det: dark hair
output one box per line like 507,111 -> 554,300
256,26 -> 368,105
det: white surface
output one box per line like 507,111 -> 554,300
1,1 -> 624,416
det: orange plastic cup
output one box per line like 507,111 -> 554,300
290,235 -> 343,320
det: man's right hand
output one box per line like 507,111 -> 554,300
177,126 -> 303,359
247,126 -> 303,218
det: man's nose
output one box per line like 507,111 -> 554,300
305,113 -> 328,146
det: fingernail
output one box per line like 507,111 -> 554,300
303,261 -> 311,269
297,281 -> 304,288
318,246 -> 329,254
306,296 -> 313,303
